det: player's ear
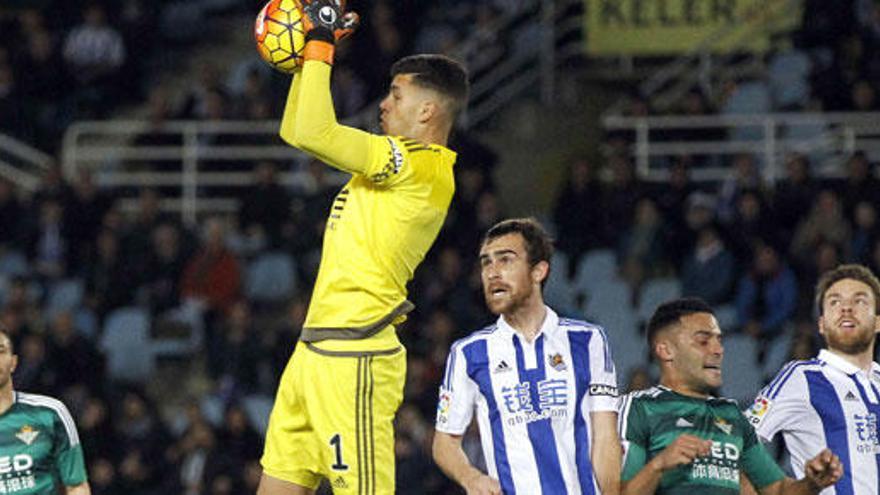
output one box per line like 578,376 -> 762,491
531,260 -> 549,285
817,315 -> 826,337
10,355 -> 17,374
654,338 -> 674,362
417,100 -> 437,124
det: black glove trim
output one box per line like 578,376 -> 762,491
305,27 -> 335,44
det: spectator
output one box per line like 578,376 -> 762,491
839,151 -> 880,222
46,310 -> 103,392
239,162 -> 291,249
851,201 -> 879,264
790,189 -> 851,267
27,199 -> 68,282
772,153 -> 818,248
62,4 -> 126,114
180,216 -> 241,315
142,222 -> 188,314
735,242 -> 798,350
209,300 -> 262,394
681,226 -> 736,305
0,178 -> 25,249
552,159 -> 605,271
83,229 -> 133,320
618,196 -> 669,289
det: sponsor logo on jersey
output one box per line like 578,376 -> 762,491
746,395 -> 772,425
675,417 -> 694,428
588,384 -> 618,397
548,353 -> 567,371
436,390 -> 452,425
14,426 -> 38,446
493,360 -> 512,374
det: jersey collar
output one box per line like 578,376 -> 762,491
496,305 -> 558,341
818,348 -> 880,377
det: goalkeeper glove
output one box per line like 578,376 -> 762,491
294,0 -> 359,65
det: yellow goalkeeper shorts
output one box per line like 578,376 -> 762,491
261,338 -> 406,494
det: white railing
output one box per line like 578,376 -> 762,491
603,112 -> 880,183
62,120 -> 348,225
0,133 -> 54,191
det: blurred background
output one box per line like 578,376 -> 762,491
1,0 -> 879,493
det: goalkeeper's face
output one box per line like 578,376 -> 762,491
379,74 -> 435,138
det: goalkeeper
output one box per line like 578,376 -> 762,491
257,1 -> 469,494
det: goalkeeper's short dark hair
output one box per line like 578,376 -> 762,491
646,297 -> 715,350
391,54 -> 469,117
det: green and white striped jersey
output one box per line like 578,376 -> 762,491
0,392 -> 87,494
619,385 -> 784,495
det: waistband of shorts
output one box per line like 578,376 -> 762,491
299,300 -> 414,343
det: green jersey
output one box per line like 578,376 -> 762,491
0,392 -> 87,494
619,386 -> 783,495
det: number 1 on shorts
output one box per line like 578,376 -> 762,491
329,433 -> 349,470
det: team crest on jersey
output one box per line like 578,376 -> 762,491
713,417 -> 733,435
548,353 -> 567,371
15,425 -> 39,446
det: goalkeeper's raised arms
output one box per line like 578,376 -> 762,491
293,0 -> 359,65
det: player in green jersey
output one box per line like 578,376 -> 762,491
0,325 -> 89,494
618,298 -> 840,495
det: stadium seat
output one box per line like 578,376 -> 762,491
245,252 -> 297,304
722,81 -> 771,142
98,307 -> 154,384
720,334 -> 763,405
636,277 -> 682,323
714,303 -> 738,330
73,308 -> 99,340
46,279 -> 84,317
543,252 -> 578,314
762,329 -> 795,380
151,302 -> 204,358
242,394 -> 274,435
768,49 -> 811,110
0,250 -> 29,278
573,249 -> 618,295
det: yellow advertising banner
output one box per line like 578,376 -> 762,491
585,0 -> 802,55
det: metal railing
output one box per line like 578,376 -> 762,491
0,133 -> 54,191
61,120 -> 348,225
603,112 -> 880,183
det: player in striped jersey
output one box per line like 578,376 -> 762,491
746,264 -> 880,494
620,298 -> 841,495
433,218 -> 621,495
0,326 -> 89,494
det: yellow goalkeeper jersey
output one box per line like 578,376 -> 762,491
281,61 -> 456,352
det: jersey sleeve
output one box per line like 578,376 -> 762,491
281,61 -> 423,188
586,327 -> 619,411
435,341 -> 478,435
52,401 -> 88,486
619,394 -> 649,481
738,415 -> 785,488
743,361 -> 804,443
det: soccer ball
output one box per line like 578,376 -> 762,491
255,0 -> 306,74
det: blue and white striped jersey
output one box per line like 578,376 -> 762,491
745,349 -> 880,495
435,307 -> 618,494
